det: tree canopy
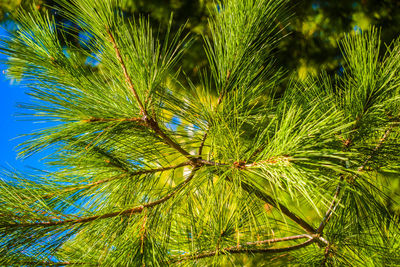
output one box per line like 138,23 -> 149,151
0,0 -> 400,266
1,0 -> 400,79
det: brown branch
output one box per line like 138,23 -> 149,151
321,244 -> 332,266
198,132 -> 208,156
240,182 -> 316,235
216,160 -> 318,239
244,234 -> 311,246
145,117 -> 193,160
108,28 -> 198,164
107,29 -> 194,162
200,155 -> 289,170
108,25 -> 213,166
81,117 -> 145,125
230,156 -> 293,171
107,28 -> 147,116
196,158 -> 228,166
80,108 -> 222,168
4,168 -> 198,228
172,238 -> 316,263
81,110 -> 197,165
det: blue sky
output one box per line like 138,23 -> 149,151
0,26 -> 46,172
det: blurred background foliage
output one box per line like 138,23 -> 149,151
1,0 -> 399,80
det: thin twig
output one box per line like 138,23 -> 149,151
108,27 -> 197,163
202,66 -> 314,240
145,117 -> 193,159
171,238 -> 316,263
321,244 -> 332,266
240,182 -> 316,235
81,117 -> 144,124
108,27 -> 195,162
244,234 -> 312,246
244,156 -> 291,168
198,132 -> 208,156
196,158 -> 228,166
107,28 -> 147,116
4,168 -> 198,228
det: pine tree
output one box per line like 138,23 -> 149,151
1,0 -> 400,266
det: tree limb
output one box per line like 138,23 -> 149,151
198,132 -> 208,156
171,237 -> 316,263
3,168 -> 198,228
243,234 -> 312,246
240,182 -> 316,235
144,117 -> 193,160
81,117 -> 145,124
107,28 -> 147,116
108,28 -> 198,162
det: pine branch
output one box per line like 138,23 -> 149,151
107,26 -> 197,162
171,237 -> 316,263
3,168 -> 198,228
220,158 -> 318,238
144,117 -> 193,159
321,243 -> 333,266
198,132 -> 208,156
240,182 -> 316,235
107,26 -> 198,161
244,234 -> 312,246
2,1 -> 399,264
81,117 -> 145,124
107,28 -> 147,116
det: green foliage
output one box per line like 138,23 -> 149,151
0,0 -> 400,266
2,0 -> 400,80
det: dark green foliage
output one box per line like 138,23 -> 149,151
1,0 -> 400,80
